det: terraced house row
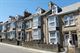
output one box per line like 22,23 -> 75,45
0,1 -> 80,50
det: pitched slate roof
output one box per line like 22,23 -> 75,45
58,2 -> 80,15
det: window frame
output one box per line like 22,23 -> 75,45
48,16 -> 56,27
64,14 -> 75,27
33,16 -> 41,27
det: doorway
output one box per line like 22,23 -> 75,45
71,31 -> 78,47
64,32 -> 69,47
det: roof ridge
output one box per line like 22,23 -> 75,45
62,2 -> 80,9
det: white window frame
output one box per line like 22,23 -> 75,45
48,16 -> 56,27
26,20 -> 32,29
69,14 -> 75,25
64,15 -> 69,26
33,16 -> 41,27
64,14 -> 75,26
32,28 -> 41,40
48,16 -> 59,28
49,31 -> 60,44
52,5 -> 57,14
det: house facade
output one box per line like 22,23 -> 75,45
24,11 -> 32,42
0,1 -> 80,51
6,16 -> 16,40
16,15 -> 25,42
24,16 -> 32,42
32,8 -> 45,43
42,2 -> 62,46
59,2 -> 80,48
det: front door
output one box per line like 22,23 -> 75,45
29,31 -> 32,41
64,32 -> 69,47
26,31 -> 32,41
71,32 -> 78,47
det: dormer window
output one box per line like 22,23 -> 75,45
52,5 -> 57,14
36,7 -> 45,14
48,1 -> 53,10
33,16 -> 41,29
37,8 -> 41,14
48,1 -> 62,14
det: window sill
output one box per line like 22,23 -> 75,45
64,24 -> 76,28
26,27 -> 32,30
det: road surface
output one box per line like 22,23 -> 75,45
0,43 -> 55,53
0,43 -> 41,53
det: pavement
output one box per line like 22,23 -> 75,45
0,42 -> 57,53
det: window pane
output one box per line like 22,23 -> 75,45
50,31 -> 55,37
50,38 -> 55,43
70,20 -> 74,25
33,17 -> 38,22
33,29 -> 38,35
49,16 -> 54,22
50,22 -> 55,26
26,22 -> 29,28
69,15 -> 74,20
64,21 -> 68,25
33,22 -> 38,26
64,16 -> 68,21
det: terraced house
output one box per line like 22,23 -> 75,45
32,8 -> 45,43
42,2 -> 62,45
59,2 -> 80,48
0,1 -> 80,52
6,16 -> 16,40
16,11 -> 31,45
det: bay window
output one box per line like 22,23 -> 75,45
50,31 -> 55,37
49,22 -> 55,26
33,16 -> 41,28
32,29 -> 41,40
48,16 -> 59,31
50,38 -> 56,44
48,16 -> 55,27
26,20 -> 32,29
49,31 -> 60,44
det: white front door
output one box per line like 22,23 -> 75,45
64,32 -> 69,47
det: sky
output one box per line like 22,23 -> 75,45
0,0 -> 80,22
